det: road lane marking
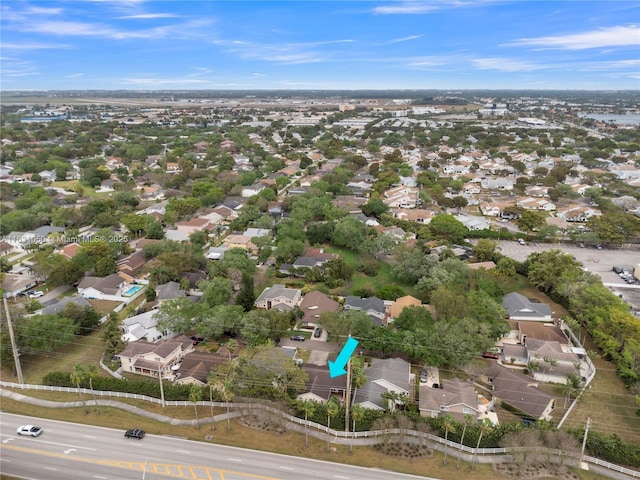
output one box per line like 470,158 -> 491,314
279,466 -> 294,470
44,467 -> 58,470
177,449 -> 191,454
34,439 -> 96,451
2,438 -> 14,444
228,457 -> 242,462
93,476 -> 107,479
334,476 -> 349,479
64,448 -> 77,454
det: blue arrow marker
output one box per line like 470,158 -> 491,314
328,337 -> 359,378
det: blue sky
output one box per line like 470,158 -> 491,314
1,1 -> 639,90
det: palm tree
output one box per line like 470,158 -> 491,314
87,364 -> 99,415
350,404 -> 365,455
471,419 -> 492,470
326,398 -> 340,452
70,364 -> 88,415
226,338 -> 238,360
441,414 -> 456,466
208,373 -> 217,431
456,414 -> 473,470
189,385 -> 203,429
221,380 -> 235,431
301,400 -> 317,449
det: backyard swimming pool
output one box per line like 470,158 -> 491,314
123,285 -> 144,297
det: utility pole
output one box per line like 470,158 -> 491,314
158,362 -> 166,408
3,298 -> 24,384
580,417 -> 591,463
344,358 -> 352,434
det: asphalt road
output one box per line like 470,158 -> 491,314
0,413 -> 440,480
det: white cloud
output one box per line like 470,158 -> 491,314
118,13 -> 181,19
373,3 -> 438,14
219,38 -> 353,65
472,57 -> 546,72
506,25 -> 640,50
27,7 -> 63,15
1,42 -> 71,50
251,73 -> 266,77
65,73 -> 84,78
388,34 -> 423,44
122,77 -> 211,86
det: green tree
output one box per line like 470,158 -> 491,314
70,364 -> 89,415
429,214 -> 468,244
94,256 -> 117,277
235,273 -> 255,312
189,384 -> 204,429
516,210 -> 546,232
332,216 -> 367,251
301,400 -> 317,449
326,397 -> 340,451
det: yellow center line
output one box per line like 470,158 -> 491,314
1,445 -> 281,480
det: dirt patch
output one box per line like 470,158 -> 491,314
494,463 -> 580,480
238,414 -> 287,435
373,441 -> 434,459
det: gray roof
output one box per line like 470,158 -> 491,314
40,295 -> 91,316
255,284 -> 301,303
32,225 -> 65,236
354,357 -> 411,409
419,378 -> 478,415
78,274 -> 125,294
155,281 -> 186,301
487,363 -> 557,419
344,296 -> 385,314
502,292 -> 552,319
121,310 -> 162,329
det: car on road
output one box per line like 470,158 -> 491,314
518,238 -> 526,246
290,335 -> 305,341
313,328 -> 323,338
17,425 -> 43,437
124,428 -> 145,439
28,290 -> 44,298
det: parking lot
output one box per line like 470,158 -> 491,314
497,240 -> 640,311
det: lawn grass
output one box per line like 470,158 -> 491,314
0,393 -> 610,480
87,299 -> 123,317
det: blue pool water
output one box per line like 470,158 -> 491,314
123,285 -> 143,297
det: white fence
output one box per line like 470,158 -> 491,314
1,381 -> 639,478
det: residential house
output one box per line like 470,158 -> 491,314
481,178 -> 514,191
485,363 -> 557,421
117,250 -> 146,278
454,214 -> 490,231
419,379 -> 489,422
59,242 -> 81,260
176,218 -> 212,235
298,364 -> 348,403
394,208 -> 435,224
479,202 -> 502,217
383,186 -> 420,209
298,290 -> 340,328
241,184 -> 265,198
3,231 -> 37,250
0,241 -> 14,256
502,292 -> 553,322
77,273 -> 127,300
36,295 -> 91,316
117,335 -> 194,378
205,246 -> 227,261
343,295 -> 386,326
254,284 -> 302,311
154,281 -> 186,305
223,234 -> 258,255
174,351 -> 230,386
38,170 -> 57,183
388,295 -> 432,324
121,310 -> 168,342
1,273 -> 37,298
525,338 -> 584,384
556,206 -> 601,222
165,162 -> 182,174
517,197 -> 556,211
353,357 -> 412,411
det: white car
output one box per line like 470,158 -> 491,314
28,291 -> 44,298
17,425 -> 43,437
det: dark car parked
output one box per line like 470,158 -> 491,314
313,328 -> 323,338
124,428 -> 145,439
290,335 -> 305,341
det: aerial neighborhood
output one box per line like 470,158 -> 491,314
1,91 -> 640,475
